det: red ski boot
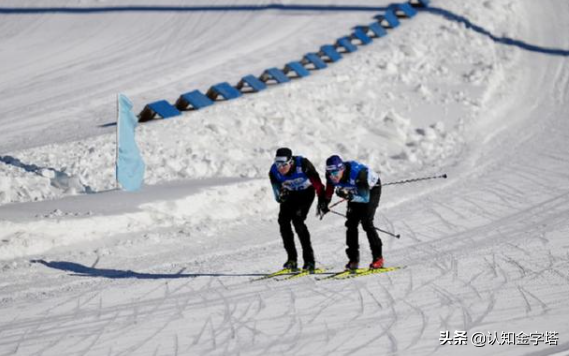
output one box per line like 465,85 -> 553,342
369,257 -> 384,269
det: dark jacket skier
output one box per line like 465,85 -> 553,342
269,147 -> 324,271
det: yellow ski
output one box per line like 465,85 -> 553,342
281,268 -> 326,281
251,268 -> 298,282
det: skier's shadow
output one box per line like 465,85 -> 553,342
31,259 -> 264,279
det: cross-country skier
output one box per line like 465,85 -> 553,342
269,147 -> 324,272
317,155 -> 384,270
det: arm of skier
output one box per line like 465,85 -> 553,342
269,171 -> 283,202
301,157 -> 324,197
351,169 -> 371,203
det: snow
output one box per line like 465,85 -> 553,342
2,0 -> 569,355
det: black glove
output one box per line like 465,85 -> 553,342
336,188 -> 354,201
317,198 -> 330,216
277,189 -> 290,203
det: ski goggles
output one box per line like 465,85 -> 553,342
326,163 -> 344,175
275,157 -> 292,168
328,169 -> 343,178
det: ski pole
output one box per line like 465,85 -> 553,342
328,210 -> 401,239
382,173 -> 447,187
329,198 -> 347,210
318,198 -> 347,220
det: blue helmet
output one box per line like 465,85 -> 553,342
325,155 -> 344,172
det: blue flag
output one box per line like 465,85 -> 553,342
116,93 -> 145,191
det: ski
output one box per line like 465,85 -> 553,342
254,266 -> 404,282
280,268 -> 326,281
316,268 -> 369,280
251,268 -> 298,282
332,266 -> 405,280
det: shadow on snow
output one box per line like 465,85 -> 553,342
421,7 -> 569,57
0,4 -> 388,14
31,259 -> 265,279
0,155 -> 94,192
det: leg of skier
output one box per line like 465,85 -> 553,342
278,203 -> 298,269
345,202 -> 363,270
291,189 -> 316,270
361,185 -> 384,269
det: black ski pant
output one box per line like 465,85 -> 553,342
345,185 -> 382,262
278,187 -> 315,265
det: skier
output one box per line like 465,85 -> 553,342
269,147 -> 324,272
317,155 -> 384,270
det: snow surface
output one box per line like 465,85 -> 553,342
1,0 -> 569,355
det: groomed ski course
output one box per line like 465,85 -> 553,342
1,0 -> 569,355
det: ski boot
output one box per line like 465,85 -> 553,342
345,260 -> 359,271
302,261 -> 316,273
283,260 -> 298,271
370,257 -> 384,269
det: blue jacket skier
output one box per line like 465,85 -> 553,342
317,155 -> 384,270
269,147 -> 324,271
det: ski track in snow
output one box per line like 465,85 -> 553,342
2,0 -> 569,355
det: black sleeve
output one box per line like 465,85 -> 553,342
301,158 -> 319,179
301,157 -> 325,196
355,168 -> 370,190
269,170 -> 279,185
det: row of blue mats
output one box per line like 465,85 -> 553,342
138,0 -> 429,122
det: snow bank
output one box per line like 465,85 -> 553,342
0,180 -> 274,261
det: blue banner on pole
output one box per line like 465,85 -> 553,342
116,93 -> 145,191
